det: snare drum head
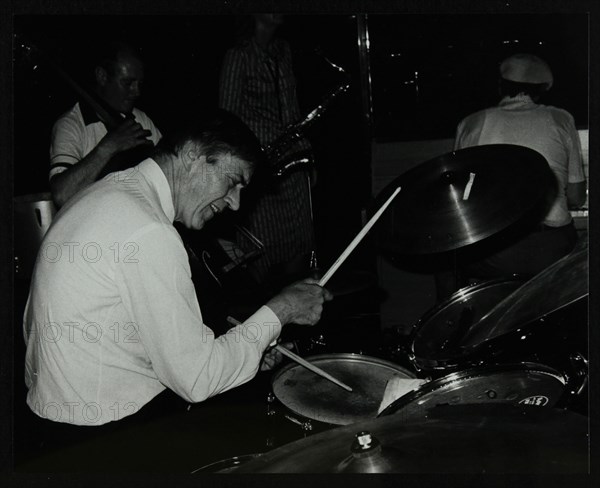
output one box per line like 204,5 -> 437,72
379,362 -> 566,421
410,279 -> 522,369
272,354 -> 415,426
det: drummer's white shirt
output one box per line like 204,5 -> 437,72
24,159 -> 281,426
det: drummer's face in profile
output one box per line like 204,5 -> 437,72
175,149 -> 252,230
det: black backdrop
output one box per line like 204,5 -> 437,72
12,12 -> 589,269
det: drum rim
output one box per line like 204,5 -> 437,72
271,353 -> 416,426
408,277 -> 523,369
271,352 -> 415,386
377,361 -> 566,417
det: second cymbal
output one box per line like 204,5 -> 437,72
376,144 -> 555,255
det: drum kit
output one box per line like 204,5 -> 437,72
11,146 -> 589,474
196,144 -> 590,473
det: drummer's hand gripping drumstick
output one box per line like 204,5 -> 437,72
227,316 -> 353,392
318,186 -> 401,287
225,188 -> 401,395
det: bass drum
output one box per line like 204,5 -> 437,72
271,354 -> 415,429
409,278 -> 522,372
378,362 -> 567,421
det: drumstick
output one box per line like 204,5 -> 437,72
226,316 -> 353,392
318,186 -> 401,286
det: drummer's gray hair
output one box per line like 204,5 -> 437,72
153,109 -> 264,170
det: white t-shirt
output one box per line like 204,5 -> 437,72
455,95 -> 585,227
49,102 -> 162,180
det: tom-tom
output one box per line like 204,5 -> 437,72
408,278 -> 523,372
378,362 -> 567,421
269,353 -> 415,437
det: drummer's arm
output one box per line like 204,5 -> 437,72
117,223 -> 282,402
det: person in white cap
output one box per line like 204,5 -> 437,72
436,53 -> 587,298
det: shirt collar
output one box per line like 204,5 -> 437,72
498,94 -> 537,109
136,159 -> 176,223
79,101 -> 103,125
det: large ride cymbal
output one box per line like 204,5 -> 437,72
234,404 -> 588,473
376,144 -> 555,255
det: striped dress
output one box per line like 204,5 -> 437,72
219,36 -> 315,281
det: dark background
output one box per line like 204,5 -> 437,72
4,4 -> 598,486
13,12 -> 589,268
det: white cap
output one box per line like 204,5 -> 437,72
500,53 -> 553,90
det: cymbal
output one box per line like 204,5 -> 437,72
461,245 -> 588,348
376,144 -> 555,255
234,404 -> 588,473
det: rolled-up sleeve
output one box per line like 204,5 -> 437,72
114,222 -> 281,403
49,116 -> 83,180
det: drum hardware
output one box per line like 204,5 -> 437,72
283,414 -> 314,433
309,334 -> 328,351
232,403 -> 588,473
191,453 -> 264,474
377,362 -> 567,420
566,352 -> 589,397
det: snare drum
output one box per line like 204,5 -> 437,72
270,353 -> 415,433
409,278 -> 522,372
378,362 -> 567,421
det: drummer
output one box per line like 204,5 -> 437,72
22,109 -> 332,469
436,53 -> 586,298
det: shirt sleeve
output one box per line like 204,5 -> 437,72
219,48 -> 245,114
49,114 -> 84,180
114,222 -> 281,403
561,114 -> 586,184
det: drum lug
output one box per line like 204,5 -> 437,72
266,392 -> 277,416
565,352 -> 588,397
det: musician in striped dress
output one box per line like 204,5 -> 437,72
219,13 -> 316,288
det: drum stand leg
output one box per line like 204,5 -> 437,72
265,392 -> 277,450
